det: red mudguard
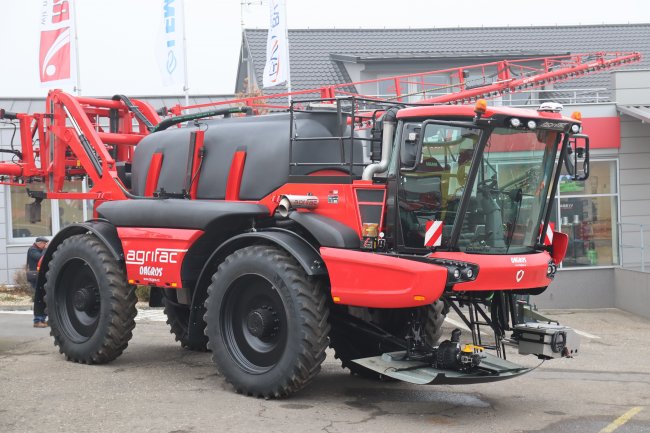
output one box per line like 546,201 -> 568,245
118,227 -> 203,287
320,247 -> 447,308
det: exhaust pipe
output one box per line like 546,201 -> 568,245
277,195 -> 319,217
362,108 -> 398,181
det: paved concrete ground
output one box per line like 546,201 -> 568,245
1,308 -> 649,433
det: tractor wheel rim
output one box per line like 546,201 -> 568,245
55,258 -> 101,343
221,274 -> 287,374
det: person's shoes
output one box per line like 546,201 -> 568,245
33,321 -> 48,328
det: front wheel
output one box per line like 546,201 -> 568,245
204,245 -> 329,398
45,234 -> 137,364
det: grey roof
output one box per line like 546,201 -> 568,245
242,24 -> 650,99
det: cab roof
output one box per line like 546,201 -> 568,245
397,104 -> 580,123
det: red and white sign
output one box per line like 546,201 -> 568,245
39,0 -> 75,85
542,222 -> 556,245
424,220 -> 443,248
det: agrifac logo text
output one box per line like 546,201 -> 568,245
510,257 -> 527,264
125,248 -> 187,265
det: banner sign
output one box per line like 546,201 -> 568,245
157,0 -> 186,87
263,0 -> 289,88
39,0 -> 75,85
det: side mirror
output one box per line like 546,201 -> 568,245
569,134 -> 589,181
400,129 -> 422,171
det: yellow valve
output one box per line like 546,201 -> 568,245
462,344 -> 484,353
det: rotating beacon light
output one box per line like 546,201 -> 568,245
473,99 -> 488,122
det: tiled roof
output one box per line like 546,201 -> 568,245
243,24 -> 650,99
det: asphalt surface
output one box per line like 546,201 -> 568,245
1,308 -> 649,433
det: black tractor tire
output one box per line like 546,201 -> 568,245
204,245 -> 330,398
163,290 -> 208,351
45,234 -> 137,364
330,301 -> 446,379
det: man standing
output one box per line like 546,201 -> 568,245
27,237 -> 49,328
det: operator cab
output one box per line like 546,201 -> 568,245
387,102 -> 588,255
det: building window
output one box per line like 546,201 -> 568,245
58,180 -> 87,228
7,179 -> 89,243
376,73 -> 450,103
481,156 -> 618,268
9,185 -> 53,239
556,159 -> 619,267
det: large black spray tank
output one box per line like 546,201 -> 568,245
130,111 -> 369,201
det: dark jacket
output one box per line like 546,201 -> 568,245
26,244 -> 45,285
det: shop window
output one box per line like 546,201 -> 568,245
58,180 -> 86,228
557,160 -> 619,267
7,179 -> 89,242
9,185 -> 52,239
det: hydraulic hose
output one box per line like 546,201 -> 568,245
152,106 -> 253,132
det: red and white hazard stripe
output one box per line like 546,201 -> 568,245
544,222 -> 555,245
424,220 -> 443,247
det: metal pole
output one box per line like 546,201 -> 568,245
282,0 -> 292,104
72,0 -> 82,95
618,222 -> 624,268
641,224 -> 645,272
182,0 -> 189,107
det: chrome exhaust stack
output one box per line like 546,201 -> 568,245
277,195 -> 319,217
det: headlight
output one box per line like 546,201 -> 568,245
527,120 -> 537,130
510,118 -> 521,127
547,261 -> 558,278
571,124 -> 580,133
430,258 -> 479,284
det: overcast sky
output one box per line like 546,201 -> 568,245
0,0 -> 649,98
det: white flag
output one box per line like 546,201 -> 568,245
263,0 -> 290,88
39,0 -> 77,87
157,0 -> 186,87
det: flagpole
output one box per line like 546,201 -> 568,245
282,0 -> 291,104
182,0 -> 189,107
72,0 -> 81,95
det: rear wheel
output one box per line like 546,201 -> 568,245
45,234 -> 137,364
329,301 -> 446,378
163,289 -> 208,351
204,245 -> 329,398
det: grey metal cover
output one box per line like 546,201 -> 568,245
353,351 -> 531,385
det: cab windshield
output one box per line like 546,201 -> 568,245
398,122 -> 561,254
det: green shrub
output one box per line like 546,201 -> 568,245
135,285 -> 150,302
